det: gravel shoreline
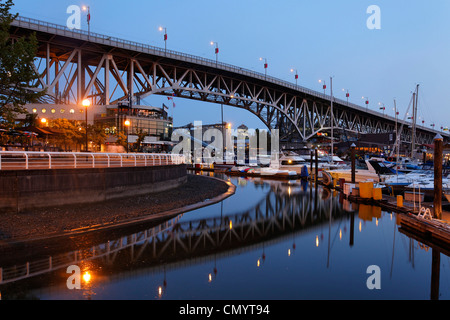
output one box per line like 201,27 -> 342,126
0,174 -> 231,241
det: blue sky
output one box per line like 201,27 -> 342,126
12,0 -> 450,130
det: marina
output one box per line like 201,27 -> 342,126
2,0 -> 450,304
0,172 -> 449,300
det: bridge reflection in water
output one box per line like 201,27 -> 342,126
0,175 -> 445,299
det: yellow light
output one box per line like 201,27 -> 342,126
159,26 -> 163,31
82,271 -> 91,283
82,5 -> 87,11
257,259 -> 260,267
229,220 -> 232,230
82,99 -> 91,107
288,249 -> 291,256
315,235 -> 319,247
158,286 -> 163,297
124,120 -> 130,126
208,273 -> 212,282
40,118 -> 47,124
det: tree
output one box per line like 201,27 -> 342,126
0,0 -> 44,128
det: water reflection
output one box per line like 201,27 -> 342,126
0,174 -> 448,299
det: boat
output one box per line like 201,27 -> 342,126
279,152 -> 306,173
324,158 -> 385,183
281,150 -> 347,174
226,165 -> 297,179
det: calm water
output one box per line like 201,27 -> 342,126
0,173 -> 449,300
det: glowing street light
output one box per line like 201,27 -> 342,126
318,79 -> 326,94
124,119 -> 131,153
159,26 -> 167,53
290,68 -> 298,87
210,41 -> 219,66
82,98 -> 91,152
259,57 -> 267,79
82,5 -> 90,40
362,96 -> 369,109
378,102 -> 385,115
342,88 -> 350,104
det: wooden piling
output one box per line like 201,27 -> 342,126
434,134 -> 443,220
315,148 -> 319,183
351,143 -> 356,183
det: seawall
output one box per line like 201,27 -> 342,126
0,164 -> 187,213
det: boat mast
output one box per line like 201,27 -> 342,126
394,99 -> 399,175
411,84 -> 419,159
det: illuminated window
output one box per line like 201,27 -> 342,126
69,109 -> 75,114
79,109 -> 84,113
41,108 -> 46,113
51,109 -> 56,114
32,108 -> 37,113
60,109 -> 65,113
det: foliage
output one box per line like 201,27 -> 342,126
0,0 -> 44,128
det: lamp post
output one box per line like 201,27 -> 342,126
362,96 -> 369,110
82,98 -> 91,152
290,69 -> 298,87
210,41 -> 219,66
378,102 -> 385,115
82,5 -> 90,40
259,58 -> 267,80
319,79 -> 326,95
124,119 -> 130,153
159,26 -> 167,53
342,89 -> 349,105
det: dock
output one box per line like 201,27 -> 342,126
327,178 -> 450,250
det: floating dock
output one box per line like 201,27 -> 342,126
327,178 -> 450,250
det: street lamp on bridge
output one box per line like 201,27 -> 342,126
159,26 -> 167,53
378,102 -> 385,115
318,79 -> 326,95
342,88 -> 349,105
290,68 -> 298,87
82,5 -> 90,40
362,96 -> 369,109
259,58 -> 267,79
210,41 -> 219,66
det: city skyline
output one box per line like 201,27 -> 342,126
12,0 -> 450,131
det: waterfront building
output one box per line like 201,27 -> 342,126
18,102 -> 174,152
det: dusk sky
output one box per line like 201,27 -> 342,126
12,0 -> 450,131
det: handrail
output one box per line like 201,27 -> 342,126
0,151 -> 185,170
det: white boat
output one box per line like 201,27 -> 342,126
324,158 -> 384,183
279,152 -> 306,174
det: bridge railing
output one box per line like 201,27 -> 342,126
0,151 -> 185,170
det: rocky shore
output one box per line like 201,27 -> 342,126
0,174 -> 231,241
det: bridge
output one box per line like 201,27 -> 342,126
9,16 -> 449,146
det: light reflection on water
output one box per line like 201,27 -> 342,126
0,173 -> 449,300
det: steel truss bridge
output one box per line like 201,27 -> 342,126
9,16 -> 449,145
0,181 -> 353,287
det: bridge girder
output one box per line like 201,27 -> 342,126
9,16 -> 446,145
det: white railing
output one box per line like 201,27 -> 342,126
0,151 -> 185,170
